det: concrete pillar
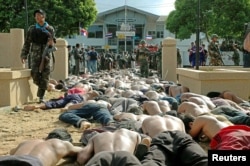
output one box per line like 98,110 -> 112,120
0,69 -> 37,107
0,33 -> 11,67
162,37 -> 177,82
10,29 -> 25,69
51,38 -> 68,80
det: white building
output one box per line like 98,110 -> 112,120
66,5 -> 174,52
65,5 -> 242,66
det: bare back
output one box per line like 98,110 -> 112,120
143,101 -> 162,115
93,129 -> 140,153
145,91 -> 159,100
10,139 -> 44,155
181,92 -> 216,110
10,139 -> 82,166
178,101 -> 209,117
142,115 -> 185,138
189,115 -> 232,140
122,90 -> 136,98
157,100 -> 171,113
77,128 -> 141,165
114,112 -> 150,121
169,85 -> 182,97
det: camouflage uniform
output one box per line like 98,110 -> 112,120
177,49 -> 182,67
20,22 -> 55,101
156,48 -> 162,77
137,42 -> 149,77
208,41 -> 224,66
232,48 -> 240,66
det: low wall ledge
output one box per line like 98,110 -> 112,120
0,69 -> 31,79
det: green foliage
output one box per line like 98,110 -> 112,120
0,0 -> 97,37
166,0 -> 250,42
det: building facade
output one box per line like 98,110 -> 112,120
65,5 -> 243,66
66,5 -> 174,53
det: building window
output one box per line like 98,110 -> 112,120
148,31 -> 156,38
156,31 -> 164,38
88,25 -> 103,38
107,24 -> 118,39
156,24 -> 164,38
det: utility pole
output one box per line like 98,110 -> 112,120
124,0 -> 127,52
195,0 -> 200,70
24,0 -> 29,35
24,0 -> 31,69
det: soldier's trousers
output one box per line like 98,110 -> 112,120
31,63 -> 50,98
140,59 -> 149,78
140,131 -> 208,166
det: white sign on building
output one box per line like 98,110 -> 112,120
116,31 -> 135,37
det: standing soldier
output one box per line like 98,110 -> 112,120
232,44 -> 240,66
156,42 -> 162,78
74,43 -> 83,75
136,40 -> 150,78
67,45 -> 74,75
202,44 -> 208,65
208,34 -> 224,66
20,9 -> 56,103
177,48 -> 182,68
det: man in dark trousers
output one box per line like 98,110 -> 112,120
88,47 -> 98,74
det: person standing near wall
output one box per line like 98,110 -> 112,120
202,44 -> 208,65
208,34 -> 224,66
20,9 -> 56,103
136,40 -> 150,78
67,45 -> 74,75
177,48 -> 182,68
88,47 -> 98,74
74,43 -> 83,75
130,50 -> 136,70
232,44 -> 240,66
243,24 -> 250,67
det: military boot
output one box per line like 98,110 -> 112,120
37,88 -> 46,103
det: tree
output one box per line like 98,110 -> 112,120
0,0 -> 97,37
210,0 -> 250,41
166,0 -> 250,42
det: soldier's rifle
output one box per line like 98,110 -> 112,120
39,36 -> 57,73
215,43 -> 224,65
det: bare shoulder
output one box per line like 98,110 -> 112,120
163,114 -> 182,122
115,128 -> 138,135
196,114 -> 217,122
18,139 -> 45,146
143,115 -> 161,121
157,100 -> 169,104
144,100 -> 157,105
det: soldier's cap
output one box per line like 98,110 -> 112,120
140,40 -> 146,44
211,34 -> 219,39
34,9 -> 46,17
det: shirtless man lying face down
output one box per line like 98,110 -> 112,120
77,128 -> 150,165
141,115 -> 186,138
139,115 -> 208,166
180,92 -> 216,110
0,139 -> 83,166
142,100 -> 171,115
178,96 -> 211,117
179,113 -> 250,150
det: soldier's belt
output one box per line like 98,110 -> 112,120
139,55 -> 146,60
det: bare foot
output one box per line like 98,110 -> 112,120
60,107 -> 68,113
79,121 -> 91,131
23,105 -> 36,111
141,137 -> 151,147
